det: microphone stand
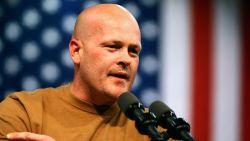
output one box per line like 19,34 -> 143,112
128,104 -> 166,141
160,117 -> 195,141
171,118 -> 195,141
134,112 -> 165,141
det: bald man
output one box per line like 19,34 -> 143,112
69,4 -> 141,106
0,4 -> 174,141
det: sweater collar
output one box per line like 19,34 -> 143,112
57,84 -> 121,117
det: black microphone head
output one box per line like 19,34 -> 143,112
118,91 -> 143,119
150,101 -> 195,141
149,101 -> 176,120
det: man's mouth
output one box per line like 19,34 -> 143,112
108,72 -> 129,80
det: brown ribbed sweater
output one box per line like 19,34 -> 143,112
0,84 -> 152,141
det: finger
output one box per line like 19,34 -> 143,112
7,132 -> 42,140
7,132 -> 55,141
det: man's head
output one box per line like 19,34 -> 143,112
69,4 -> 141,105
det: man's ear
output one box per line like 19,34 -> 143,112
69,37 -> 82,64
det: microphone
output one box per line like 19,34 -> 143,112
149,101 -> 195,141
118,92 -> 165,141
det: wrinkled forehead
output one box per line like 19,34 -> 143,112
75,10 -> 141,42
86,17 -> 141,47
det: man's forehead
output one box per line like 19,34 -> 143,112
73,4 -> 141,46
78,4 -> 138,27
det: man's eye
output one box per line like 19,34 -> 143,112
107,45 -> 118,48
128,48 -> 139,56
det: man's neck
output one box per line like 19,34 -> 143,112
70,78 -> 116,106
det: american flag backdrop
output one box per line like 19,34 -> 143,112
160,0 -> 249,141
0,0 -> 161,104
0,0 -> 249,141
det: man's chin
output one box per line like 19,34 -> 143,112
104,88 -> 129,98
95,88 -> 129,106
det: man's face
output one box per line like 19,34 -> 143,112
77,18 -> 141,103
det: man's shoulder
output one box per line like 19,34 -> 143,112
0,85 -> 70,134
0,84 -> 70,111
7,84 -> 69,101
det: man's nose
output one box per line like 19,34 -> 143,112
117,50 -> 132,68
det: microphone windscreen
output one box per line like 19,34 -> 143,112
149,101 -> 173,119
118,92 -> 140,113
118,92 -> 140,114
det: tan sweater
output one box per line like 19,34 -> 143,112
0,84 -> 153,141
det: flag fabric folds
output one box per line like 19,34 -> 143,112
160,0 -> 249,141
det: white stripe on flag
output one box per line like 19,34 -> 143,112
160,0 -> 192,122
212,0 -> 241,141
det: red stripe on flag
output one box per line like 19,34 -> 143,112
241,0 -> 250,140
191,1 -> 213,141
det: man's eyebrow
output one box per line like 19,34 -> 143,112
100,40 -> 123,46
100,40 -> 142,49
129,44 -> 142,49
